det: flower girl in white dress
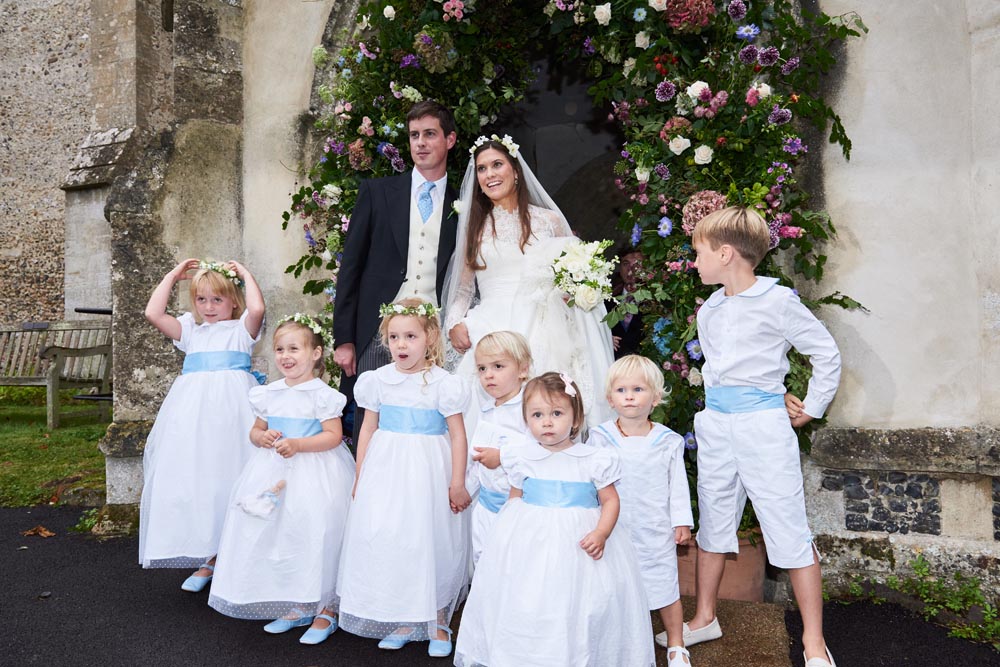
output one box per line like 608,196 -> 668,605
337,298 -> 472,658
208,315 -> 355,645
139,259 -> 263,592
454,372 -> 655,667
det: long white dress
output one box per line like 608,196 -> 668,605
337,364 -> 471,641
208,378 -> 355,619
454,442 -> 655,667
588,421 -> 694,609
139,310 -> 259,569
445,206 -> 614,428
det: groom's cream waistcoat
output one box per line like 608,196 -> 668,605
393,195 -> 444,306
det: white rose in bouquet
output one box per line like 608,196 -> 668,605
574,285 -> 602,311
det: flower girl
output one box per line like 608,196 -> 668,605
139,259 -> 264,592
208,315 -> 354,645
337,298 -> 472,658
455,372 -> 655,667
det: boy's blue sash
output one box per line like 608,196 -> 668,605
705,386 -> 785,414
522,478 -> 599,509
379,405 -> 447,435
478,488 -> 508,514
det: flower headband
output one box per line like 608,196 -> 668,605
378,302 -> 440,319
469,133 -> 520,159
198,260 -> 244,287
558,372 -> 578,397
277,312 -> 334,352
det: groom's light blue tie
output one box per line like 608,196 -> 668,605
418,181 -> 435,223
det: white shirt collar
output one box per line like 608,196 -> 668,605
705,276 -> 779,308
264,377 -> 326,392
518,441 -> 599,460
480,387 -> 525,413
376,362 -> 447,385
411,171 -> 448,201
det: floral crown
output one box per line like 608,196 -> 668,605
469,133 -> 519,159
378,302 -> 440,319
198,260 -> 243,287
277,312 -> 334,352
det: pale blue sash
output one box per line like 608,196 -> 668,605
522,478 -> 599,509
182,351 -> 251,374
379,405 -> 447,435
705,386 -> 785,413
478,487 -> 508,514
267,416 -> 322,439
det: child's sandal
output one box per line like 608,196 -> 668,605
428,624 -> 453,658
667,646 -> 691,667
180,563 -> 214,592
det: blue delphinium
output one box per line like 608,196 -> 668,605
633,7 -> 647,21
631,224 -> 642,246
685,339 -> 703,360
684,432 -> 697,450
658,216 -> 673,237
736,24 -> 761,41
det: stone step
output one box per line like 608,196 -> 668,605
653,597 -> 791,667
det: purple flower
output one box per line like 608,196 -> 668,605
727,0 -> 747,21
738,44 -> 759,65
782,137 -> 808,155
621,149 -> 631,160
326,138 -> 346,155
683,432 -> 697,450
757,46 -> 780,67
420,34 -> 434,45
654,163 -> 670,180
630,224 -> 642,247
400,54 -> 420,68
768,220 -> 781,249
736,24 -> 760,41
657,216 -> 673,237
304,226 -> 317,247
781,57 -> 801,75
655,80 -> 678,102
358,42 -> 378,60
390,156 -> 406,172
583,37 -> 595,56
685,339 -> 703,360
768,105 -> 792,125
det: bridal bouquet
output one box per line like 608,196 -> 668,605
552,240 -> 615,311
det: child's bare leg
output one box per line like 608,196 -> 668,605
660,600 -> 684,645
193,555 -> 216,578
309,607 -> 336,629
788,549 -> 827,661
689,548 -> 726,629
434,609 -> 450,640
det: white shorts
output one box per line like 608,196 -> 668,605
693,407 -> 814,569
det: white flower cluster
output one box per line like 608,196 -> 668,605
378,302 -> 440,319
198,260 -> 243,287
278,312 -> 334,352
469,133 -> 519,158
552,239 -> 615,311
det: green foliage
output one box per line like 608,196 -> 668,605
72,507 -> 100,533
887,555 -> 1000,650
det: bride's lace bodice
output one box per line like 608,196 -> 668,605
444,205 -> 569,331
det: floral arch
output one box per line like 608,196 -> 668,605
283,0 -> 866,517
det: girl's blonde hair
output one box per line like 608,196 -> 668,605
273,320 -> 325,378
377,297 -> 445,368
475,330 -> 533,378
523,372 -> 585,441
605,354 -> 666,402
188,268 -> 246,323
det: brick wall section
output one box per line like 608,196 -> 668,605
0,0 -> 93,324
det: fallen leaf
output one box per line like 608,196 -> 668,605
2,460 -> 13,466
21,525 -> 55,538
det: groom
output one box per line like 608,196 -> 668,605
333,100 -> 459,439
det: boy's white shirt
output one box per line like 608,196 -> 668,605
697,276 -> 841,418
588,421 -> 694,530
464,386 -> 531,497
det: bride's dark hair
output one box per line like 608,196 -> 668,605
465,141 -> 533,271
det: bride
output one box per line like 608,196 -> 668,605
443,134 -> 614,428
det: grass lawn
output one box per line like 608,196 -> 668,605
0,388 -> 108,507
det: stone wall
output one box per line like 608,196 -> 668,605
0,0 -> 93,324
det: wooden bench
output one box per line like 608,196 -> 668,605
0,319 -> 112,429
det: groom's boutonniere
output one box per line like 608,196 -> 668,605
451,200 -> 463,218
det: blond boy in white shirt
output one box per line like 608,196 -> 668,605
684,206 -> 841,667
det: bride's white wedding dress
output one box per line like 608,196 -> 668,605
446,205 -> 614,428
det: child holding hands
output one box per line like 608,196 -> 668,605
139,259 -> 264,592
685,207 -> 841,667
336,298 -> 471,658
455,372 -> 654,667
208,315 -> 354,645
588,354 -> 694,667
466,331 -> 533,565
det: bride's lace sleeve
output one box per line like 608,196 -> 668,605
529,206 -> 574,239
443,257 -> 476,332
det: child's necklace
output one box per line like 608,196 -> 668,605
616,418 -> 652,438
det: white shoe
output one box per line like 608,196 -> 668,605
667,645 -> 691,667
804,647 -> 836,667
682,617 -> 723,646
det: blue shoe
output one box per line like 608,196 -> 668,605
180,563 -> 214,592
378,626 -> 417,650
428,624 -> 454,658
263,615 -> 314,634
299,614 -> 338,645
